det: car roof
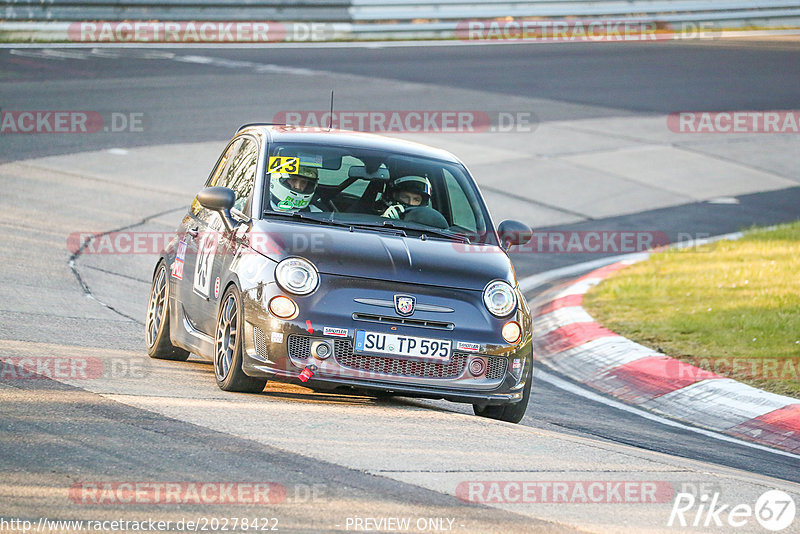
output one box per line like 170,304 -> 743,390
237,124 -> 462,164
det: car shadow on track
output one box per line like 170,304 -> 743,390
183,355 -> 455,410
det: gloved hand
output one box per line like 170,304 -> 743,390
381,204 -> 405,219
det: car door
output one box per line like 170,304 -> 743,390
181,135 -> 261,336
173,138 -> 239,337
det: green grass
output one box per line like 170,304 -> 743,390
584,221 -> 800,399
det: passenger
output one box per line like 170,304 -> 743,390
381,175 -> 432,219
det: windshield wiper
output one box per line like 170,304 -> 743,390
263,211 -> 340,226
348,224 -> 406,237
373,220 -> 470,243
262,212 -> 471,242
263,211 -> 407,235
263,210 -> 310,220
418,228 -> 471,244
350,220 -> 470,243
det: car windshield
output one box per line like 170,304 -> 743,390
262,142 -> 496,244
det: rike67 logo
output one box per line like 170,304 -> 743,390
668,490 -> 796,531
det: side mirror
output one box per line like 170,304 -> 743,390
197,186 -> 236,232
497,219 -> 533,251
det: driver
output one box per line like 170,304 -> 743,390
269,165 -> 319,211
381,175 -> 432,219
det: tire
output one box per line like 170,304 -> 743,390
214,285 -> 267,393
473,365 -> 532,424
145,261 -> 190,361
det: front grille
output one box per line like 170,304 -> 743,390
486,357 -> 507,379
254,327 -> 268,359
287,335 -> 351,361
352,313 -> 453,330
287,335 -> 311,360
337,351 -> 468,379
286,334 -> 507,381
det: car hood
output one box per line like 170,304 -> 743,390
248,219 -> 515,291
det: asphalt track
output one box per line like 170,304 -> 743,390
1,41 -> 799,532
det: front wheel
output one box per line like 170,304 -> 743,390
473,366 -> 532,424
214,286 -> 267,393
145,261 -> 190,361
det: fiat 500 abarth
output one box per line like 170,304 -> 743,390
145,124 -> 534,422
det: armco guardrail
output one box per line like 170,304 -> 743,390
2,0 -> 800,22
351,0 -> 800,22
1,0 -> 352,22
1,0 -> 799,41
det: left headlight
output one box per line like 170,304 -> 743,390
483,280 -> 517,317
275,257 -> 319,295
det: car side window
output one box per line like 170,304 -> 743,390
217,137 -> 259,214
443,169 -> 477,233
191,140 -> 240,216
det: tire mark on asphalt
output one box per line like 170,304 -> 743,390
81,264 -> 150,284
69,206 -> 186,324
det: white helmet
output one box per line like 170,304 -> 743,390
386,175 -> 432,207
269,166 -> 319,211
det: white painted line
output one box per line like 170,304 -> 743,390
536,368 -> 800,460
707,197 -> 741,205
170,54 -> 317,76
519,253 -> 649,294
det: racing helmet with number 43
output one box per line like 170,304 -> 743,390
269,165 -> 319,211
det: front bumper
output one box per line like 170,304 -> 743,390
239,278 -> 533,405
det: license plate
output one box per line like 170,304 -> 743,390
354,331 -> 451,361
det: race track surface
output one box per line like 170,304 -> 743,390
1,40 -> 799,532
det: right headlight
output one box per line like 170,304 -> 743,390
275,257 -> 319,296
483,280 -> 517,317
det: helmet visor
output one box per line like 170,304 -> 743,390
392,176 -> 431,200
279,174 -> 317,194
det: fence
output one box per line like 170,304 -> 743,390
2,0 -> 799,40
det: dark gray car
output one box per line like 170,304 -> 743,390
145,124 -> 534,423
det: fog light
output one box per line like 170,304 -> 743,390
312,340 -> 332,360
468,358 -> 486,377
269,295 -> 297,319
502,321 -> 522,344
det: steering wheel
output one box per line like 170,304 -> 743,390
310,191 -> 338,212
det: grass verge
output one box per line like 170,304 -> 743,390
583,221 -> 800,399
